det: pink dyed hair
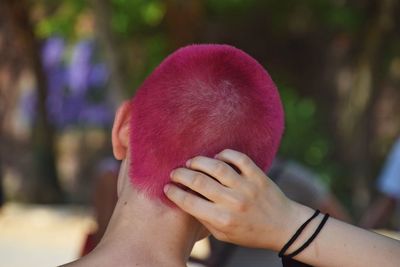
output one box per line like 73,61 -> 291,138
129,44 -> 284,202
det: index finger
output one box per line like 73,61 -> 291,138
164,184 -> 221,224
186,156 -> 242,188
215,149 -> 266,179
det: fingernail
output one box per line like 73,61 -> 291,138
163,184 -> 170,193
186,159 -> 192,167
170,170 -> 175,178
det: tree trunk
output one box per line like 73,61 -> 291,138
164,0 -> 205,50
5,0 -> 64,203
0,0 -> 23,205
334,0 -> 396,214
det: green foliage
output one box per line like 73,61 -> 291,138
108,0 -> 168,94
35,0 -> 85,39
206,0 -> 258,14
278,85 -> 337,185
131,34 -> 168,92
111,0 -> 165,37
206,0 -> 363,34
28,0 -> 395,206
142,1 -> 166,26
304,0 -> 364,32
35,0 -> 166,40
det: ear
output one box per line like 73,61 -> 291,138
112,101 -> 131,160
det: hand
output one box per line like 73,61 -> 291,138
164,149 -> 309,251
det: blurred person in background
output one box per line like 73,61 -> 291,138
199,157 -> 350,267
361,137 -> 400,230
81,157 -> 119,256
270,158 -> 350,222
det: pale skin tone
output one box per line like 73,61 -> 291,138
164,149 -> 400,267
62,101 -> 207,267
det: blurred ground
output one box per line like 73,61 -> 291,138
0,202 -> 208,267
374,229 -> 400,241
0,203 -> 94,267
2,201 -> 397,267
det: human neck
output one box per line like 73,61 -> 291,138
80,185 -> 202,267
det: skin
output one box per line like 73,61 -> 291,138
164,149 -> 400,267
62,101 -> 208,267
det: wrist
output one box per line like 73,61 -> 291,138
274,201 -> 316,252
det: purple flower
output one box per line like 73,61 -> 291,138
21,37 -> 113,130
68,40 -> 94,95
59,95 -> 86,127
42,37 -> 65,69
79,104 -> 114,127
88,64 -> 109,89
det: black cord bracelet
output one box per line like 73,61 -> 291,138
278,209 -> 320,258
286,213 -> 330,259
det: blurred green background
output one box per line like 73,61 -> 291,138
1,0 -> 400,218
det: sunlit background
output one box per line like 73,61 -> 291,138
0,0 -> 399,266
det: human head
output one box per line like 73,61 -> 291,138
112,44 -> 284,203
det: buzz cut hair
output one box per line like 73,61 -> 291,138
129,44 -> 284,203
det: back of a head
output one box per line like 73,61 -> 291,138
129,44 -> 284,203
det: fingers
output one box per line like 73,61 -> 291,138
215,149 -> 266,179
170,168 -> 228,202
164,184 -> 220,224
198,218 -> 230,243
186,156 -> 242,188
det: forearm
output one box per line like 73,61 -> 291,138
281,202 -> 400,267
165,150 -> 400,267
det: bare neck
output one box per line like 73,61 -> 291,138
65,180 -> 203,267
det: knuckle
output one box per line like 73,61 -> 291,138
232,196 -> 248,212
191,173 -> 205,188
181,193 -> 194,207
245,183 -> 258,199
218,212 -> 235,228
230,176 -> 241,187
237,154 -> 251,167
213,162 -> 227,175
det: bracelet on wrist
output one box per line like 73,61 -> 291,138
279,209 -> 330,260
279,209 -> 320,258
